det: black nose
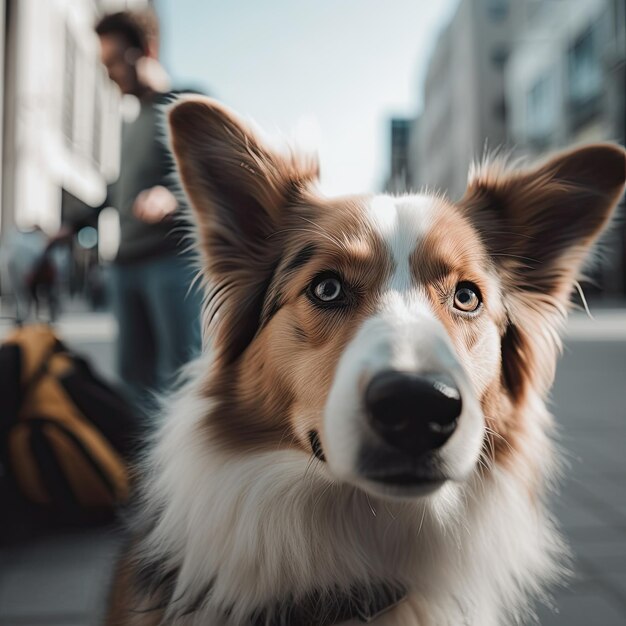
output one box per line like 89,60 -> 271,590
365,371 -> 462,456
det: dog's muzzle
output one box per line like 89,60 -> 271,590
323,310 -> 485,496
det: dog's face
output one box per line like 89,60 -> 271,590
169,97 -> 625,501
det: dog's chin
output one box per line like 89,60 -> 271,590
356,473 -> 448,500
356,444 -> 457,497
327,444 -> 477,501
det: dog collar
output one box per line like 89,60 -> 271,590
142,577 -> 407,625
251,582 -> 407,625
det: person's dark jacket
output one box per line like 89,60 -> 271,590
68,90 -> 198,264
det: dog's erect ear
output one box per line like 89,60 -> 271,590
461,144 -> 625,398
461,144 -> 625,299
168,96 -> 319,362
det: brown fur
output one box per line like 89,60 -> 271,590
106,548 -> 164,626
459,145 -> 626,471
201,193 -> 395,454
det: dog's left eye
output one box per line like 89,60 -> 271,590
453,283 -> 481,313
309,272 -> 345,304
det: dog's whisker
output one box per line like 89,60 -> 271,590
484,425 -> 515,455
383,502 -> 397,521
275,425 -> 295,452
297,215 -> 351,252
365,493 -> 377,518
302,453 -> 321,485
416,505 -> 427,538
311,480 -> 335,518
482,427 -> 497,466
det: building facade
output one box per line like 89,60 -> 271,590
390,0 -> 625,296
415,0 -> 523,201
506,0 -> 626,295
0,0 -> 149,239
384,117 -> 416,193
507,0 -> 624,153
0,0 -> 151,299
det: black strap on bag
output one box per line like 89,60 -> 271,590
58,353 -> 143,459
0,337 -> 65,456
0,342 -> 22,442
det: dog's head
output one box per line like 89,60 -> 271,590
169,97 -> 625,500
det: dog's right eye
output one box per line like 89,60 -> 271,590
308,272 -> 346,306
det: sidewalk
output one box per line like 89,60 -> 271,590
535,339 -> 626,625
0,312 -> 117,382
1,310 -> 625,625
0,309 -> 120,626
4,308 -> 626,344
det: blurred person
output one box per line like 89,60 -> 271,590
0,226 -> 50,322
56,8 -> 202,413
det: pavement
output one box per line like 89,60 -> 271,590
1,310 -> 626,625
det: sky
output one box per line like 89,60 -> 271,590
156,0 -> 459,196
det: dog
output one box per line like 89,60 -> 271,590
105,96 -> 626,626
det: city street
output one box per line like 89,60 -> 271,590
1,0 -> 625,623
0,312 -> 625,625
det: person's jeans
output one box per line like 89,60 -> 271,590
110,253 -> 202,415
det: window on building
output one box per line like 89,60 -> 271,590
610,0 -> 625,43
63,25 -> 76,147
93,65 -> 106,167
490,45 -> 509,69
486,0 -> 510,21
568,24 -> 602,105
390,119 -> 411,180
526,73 -> 555,142
493,97 -> 507,124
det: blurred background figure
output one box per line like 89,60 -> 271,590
52,7 -> 202,413
91,8 -> 201,411
0,225 -> 65,322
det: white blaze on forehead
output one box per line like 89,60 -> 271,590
367,194 -> 435,291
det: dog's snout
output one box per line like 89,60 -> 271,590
365,371 -> 462,456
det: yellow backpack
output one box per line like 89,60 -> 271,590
0,324 -> 140,511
